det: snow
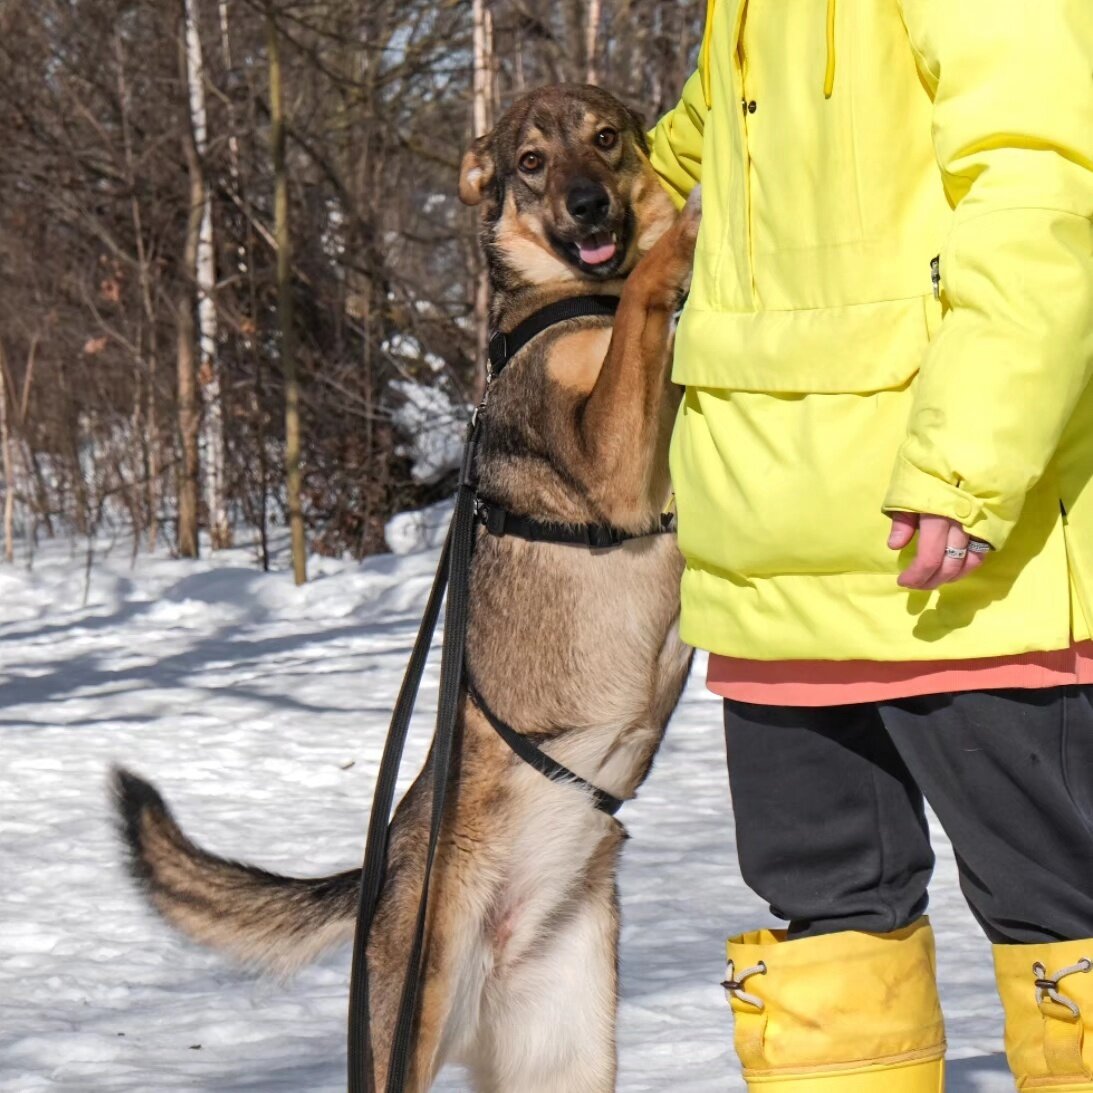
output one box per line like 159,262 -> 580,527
390,379 -> 468,485
384,500 -> 454,556
0,533 -> 1014,1091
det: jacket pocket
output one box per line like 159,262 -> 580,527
673,294 -> 941,395
670,295 -> 949,581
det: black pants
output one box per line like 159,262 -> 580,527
723,686 -> 1093,944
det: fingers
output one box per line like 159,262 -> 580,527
919,521 -> 971,590
960,548 -> 986,581
897,515 -> 950,589
895,514 -> 989,590
887,512 -> 918,550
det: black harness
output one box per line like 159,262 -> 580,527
478,293 -> 672,552
468,681 -> 625,816
346,294 -> 672,1093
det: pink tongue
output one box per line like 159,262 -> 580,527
578,236 -> 617,265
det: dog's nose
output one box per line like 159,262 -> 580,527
566,180 -> 611,225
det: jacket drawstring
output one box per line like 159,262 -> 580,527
824,0 -> 837,98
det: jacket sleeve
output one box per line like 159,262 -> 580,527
883,0 -> 1093,549
646,66 -> 709,209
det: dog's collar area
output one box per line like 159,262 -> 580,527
488,294 -> 620,379
476,498 -> 675,549
466,680 -> 625,816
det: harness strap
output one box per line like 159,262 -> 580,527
466,682 -> 624,816
477,498 -> 674,549
488,294 -> 620,378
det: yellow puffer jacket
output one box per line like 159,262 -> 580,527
649,0 -> 1093,661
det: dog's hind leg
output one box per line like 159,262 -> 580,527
475,880 -> 621,1093
367,886 -> 480,1093
366,780 -> 499,1093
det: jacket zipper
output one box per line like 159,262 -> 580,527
930,255 -> 941,300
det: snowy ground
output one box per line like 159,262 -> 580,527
0,528 -> 1014,1091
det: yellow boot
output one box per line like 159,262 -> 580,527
724,918 -> 945,1091
994,940 -> 1093,1091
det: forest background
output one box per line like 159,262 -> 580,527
0,0 -> 704,581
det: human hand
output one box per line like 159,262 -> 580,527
887,512 -> 987,590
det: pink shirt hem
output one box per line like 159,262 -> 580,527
707,643 -> 1093,707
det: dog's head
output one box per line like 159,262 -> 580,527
459,84 -> 674,288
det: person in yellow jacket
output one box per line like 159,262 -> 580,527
648,1 -> 1093,1090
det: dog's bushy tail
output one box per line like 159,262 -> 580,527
111,767 -> 361,974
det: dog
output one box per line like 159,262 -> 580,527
113,83 -> 700,1093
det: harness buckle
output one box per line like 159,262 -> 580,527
583,524 -> 617,549
476,501 -> 506,537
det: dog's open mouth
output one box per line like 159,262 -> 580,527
553,221 -> 630,277
575,231 -> 618,267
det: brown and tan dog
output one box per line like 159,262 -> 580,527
113,83 -> 699,1093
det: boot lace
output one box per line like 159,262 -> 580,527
1032,958 -> 1092,1018
721,960 -> 767,1010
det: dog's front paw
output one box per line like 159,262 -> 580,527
676,185 -> 702,255
683,184 -> 702,225
628,185 -> 701,305
655,185 -> 701,299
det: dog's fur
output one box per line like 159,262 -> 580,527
113,83 -> 699,1093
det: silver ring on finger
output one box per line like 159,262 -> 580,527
944,546 -> 968,560
968,539 -> 992,554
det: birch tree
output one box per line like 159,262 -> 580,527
585,0 -> 602,83
184,0 -> 231,548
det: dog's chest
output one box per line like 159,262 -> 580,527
470,534 -> 686,724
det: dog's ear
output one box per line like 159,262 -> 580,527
625,106 -> 650,155
459,135 -> 496,207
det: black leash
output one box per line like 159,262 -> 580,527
346,424 -> 478,1093
346,294 -> 662,1093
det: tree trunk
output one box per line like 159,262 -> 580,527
267,6 -> 306,585
184,0 -> 230,549
0,343 -> 15,564
585,0 -> 602,84
175,287 -> 201,559
471,0 -> 495,395
177,9 -> 204,559
8,337 -> 52,541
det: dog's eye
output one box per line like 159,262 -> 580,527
595,127 -> 619,150
518,151 -> 544,173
